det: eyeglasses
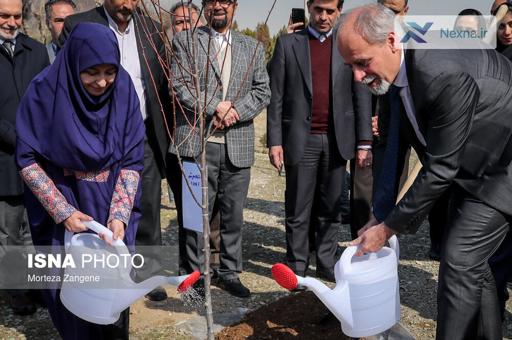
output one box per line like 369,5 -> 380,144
202,0 -> 235,7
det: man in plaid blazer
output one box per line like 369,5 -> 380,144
170,0 -> 270,297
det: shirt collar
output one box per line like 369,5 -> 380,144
104,6 -> 133,34
394,47 -> 408,88
307,25 -> 332,43
211,28 -> 232,45
0,37 -> 17,46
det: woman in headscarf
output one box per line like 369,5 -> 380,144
15,22 -> 145,339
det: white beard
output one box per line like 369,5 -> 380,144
362,75 -> 392,96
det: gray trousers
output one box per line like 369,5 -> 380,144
182,142 -> 250,280
0,195 -> 31,248
0,195 -> 32,297
284,133 -> 345,274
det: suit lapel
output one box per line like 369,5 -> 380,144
227,31 -> 243,99
198,28 -> 222,79
331,28 -> 342,88
402,50 -> 427,147
292,32 -> 312,95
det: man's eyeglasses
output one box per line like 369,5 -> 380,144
202,0 -> 235,7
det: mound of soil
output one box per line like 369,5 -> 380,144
216,291 -> 349,340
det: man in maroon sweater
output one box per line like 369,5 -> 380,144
267,0 -> 372,281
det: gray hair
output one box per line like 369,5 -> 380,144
341,4 -> 396,44
44,0 -> 76,20
377,0 -> 408,5
170,1 -> 201,24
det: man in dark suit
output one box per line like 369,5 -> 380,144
339,4 -> 512,339
44,0 -> 76,63
267,0 -> 372,281
59,0 -> 171,301
171,0 -> 270,297
0,0 -> 49,315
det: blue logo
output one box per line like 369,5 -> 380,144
401,22 -> 434,43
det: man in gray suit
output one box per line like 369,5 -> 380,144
171,0 -> 270,297
267,0 -> 372,281
44,0 -> 75,63
341,4 -> 512,338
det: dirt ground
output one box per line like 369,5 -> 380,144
0,111 -> 510,339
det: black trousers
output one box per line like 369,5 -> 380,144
284,133 -> 345,274
181,142 -> 250,280
436,185 -> 510,340
135,139 -> 162,278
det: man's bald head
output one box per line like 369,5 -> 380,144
491,0 -> 508,15
377,0 -> 408,16
338,4 -> 401,95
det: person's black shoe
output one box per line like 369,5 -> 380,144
145,286 -> 168,301
316,267 -> 335,283
9,293 -> 37,316
429,245 -> 441,261
214,277 -> 251,298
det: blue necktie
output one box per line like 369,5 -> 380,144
373,85 -> 402,222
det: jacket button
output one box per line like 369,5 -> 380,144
306,116 -> 312,121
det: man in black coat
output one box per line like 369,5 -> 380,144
340,4 -> 512,339
0,0 -> 49,315
267,0 -> 372,280
59,0 -> 172,301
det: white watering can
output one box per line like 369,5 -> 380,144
60,220 -> 200,325
272,235 -> 400,338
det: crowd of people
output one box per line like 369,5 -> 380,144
0,0 -> 510,339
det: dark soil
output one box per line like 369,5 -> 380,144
216,291 -> 349,340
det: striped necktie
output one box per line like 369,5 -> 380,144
3,40 -> 14,58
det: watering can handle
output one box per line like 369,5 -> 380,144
340,245 -> 358,272
64,220 -> 124,249
82,221 -> 124,247
388,235 -> 400,262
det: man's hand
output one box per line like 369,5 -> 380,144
216,101 -> 233,117
221,108 -> 240,127
212,114 -> 224,130
269,145 -> 284,171
215,101 -> 239,127
287,21 -> 304,33
356,149 -> 372,168
104,219 -> 125,245
372,115 -> 380,137
63,211 -> 93,233
357,213 -> 379,236
351,222 -> 396,257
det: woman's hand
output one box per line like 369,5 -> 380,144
63,211 -> 93,233
104,219 -> 125,245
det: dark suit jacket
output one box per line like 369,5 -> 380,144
0,34 -> 49,196
383,48 -> 512,233
267,29 -> 372,165
59,6 -> 171,177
